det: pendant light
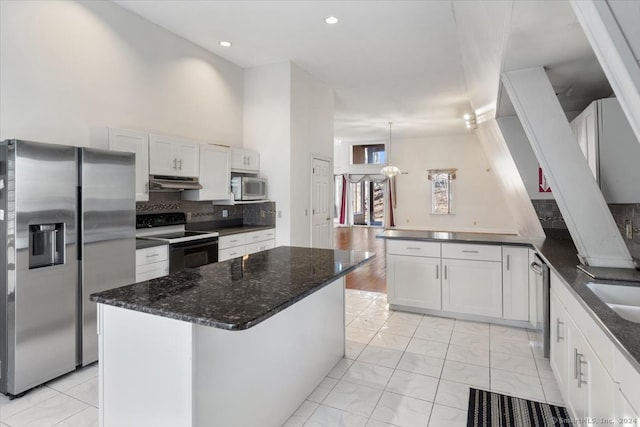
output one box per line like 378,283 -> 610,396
380,122 -> 401,178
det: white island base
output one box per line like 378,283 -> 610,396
97,277 -> 345,427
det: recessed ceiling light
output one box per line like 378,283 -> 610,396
219,41 -> 232,48
325,16 -> 338,25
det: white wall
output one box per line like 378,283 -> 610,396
0,0 -> 244,146
391,133 -> 518,234
290,64 -> 334,247
243,62 -> 292,245
244,62 -> 333,247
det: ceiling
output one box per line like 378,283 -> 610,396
113,0 -> 611,142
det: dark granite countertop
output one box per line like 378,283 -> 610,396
91,246 -> 374,331
186,223 -> 274,237
136,238 -> 169,250
378,229 -> 640,372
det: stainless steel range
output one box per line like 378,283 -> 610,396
137,213 -> 219,273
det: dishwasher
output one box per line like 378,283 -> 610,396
530,254 -> 550,358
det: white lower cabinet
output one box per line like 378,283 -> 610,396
550,270 -> 635,425
136,245 -> 169,282
550,290 -> 569,395
387,254 -> 441,310
218,229 -> 275,262
441,258 -> 502,317
386,240 -> 533,323
502,246 -> 529,321
566,318 -> 616,426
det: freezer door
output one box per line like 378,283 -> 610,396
2,140 -> 78,396
80,148 -> 135,366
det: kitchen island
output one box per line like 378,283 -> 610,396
91,246 -> 373,427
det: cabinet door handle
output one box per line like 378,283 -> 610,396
556,318 -> 564,342
506,254 -> 510,270
173,158 -> 178,169
577,352 -> 587,388
436,264 -> 439,279
145,181 -> 149,194
178,159 -> 183,170
462,250 -> 479,254
444,265 -> 448,280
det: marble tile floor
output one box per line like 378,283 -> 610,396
0,289 -> 563,427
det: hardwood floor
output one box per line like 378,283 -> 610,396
334,226 -> 386,294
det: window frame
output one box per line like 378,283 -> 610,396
429,170 -> 456,215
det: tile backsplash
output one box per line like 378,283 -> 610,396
531,199 -> 640,260
136,192 -> 276,227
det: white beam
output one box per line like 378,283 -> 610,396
571,0 -> 640,147
502,67 -> 634,268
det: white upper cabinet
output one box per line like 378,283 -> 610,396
183,145 -> 230,201
149,134 -> 199,178
230,147 -> 260,173
571,97 -> 640,203
91,127 -> 150,202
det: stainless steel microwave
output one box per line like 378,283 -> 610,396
231,177 -> 268,200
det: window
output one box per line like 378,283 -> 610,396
351,144 -> 386,165
429,169 -> 456,214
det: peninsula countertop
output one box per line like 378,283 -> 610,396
378,229 -> 640,372
91,246 -> 374,331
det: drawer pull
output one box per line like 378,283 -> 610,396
146,254 -> 160,258
406,247 -> 421,250
556,318 -> 564,342
229,239 -> 238,243
462,250 -> 479,254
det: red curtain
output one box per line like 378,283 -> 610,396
339,175 -> 347,225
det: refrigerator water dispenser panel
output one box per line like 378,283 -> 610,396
29,223 -> 64,268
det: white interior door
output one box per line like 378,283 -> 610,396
311,157 -> 331,248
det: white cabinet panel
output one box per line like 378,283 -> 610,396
135,245 -> 169,282
387,240 -> 440,258
217,229 -> 275,261
550,290 -> 569,398
149,134 -> 199,178
218,246 -> 246,262
91,128 -> 150,202
183,145 -> 230,201
149,134 -> 178,176
388,254 -> 441,310
230,148 -> 260,172
566,318 -> 616,426
441,243 -> 502,262
218,234 -> 247,250
176,141 -> 199,177
246,240 -> 275,255
502,246 -> 529,321
441,258 -> 502,318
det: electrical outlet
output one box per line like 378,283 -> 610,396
186,212 -> 192,221
626,223 -> 633,240
278,210 -> 282,218
222,209 -> 228,218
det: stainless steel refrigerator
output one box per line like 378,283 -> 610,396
0,140 -> 135,396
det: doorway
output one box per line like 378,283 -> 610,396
351,180 -> 385,227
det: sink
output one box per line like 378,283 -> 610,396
587,283 -> 640,323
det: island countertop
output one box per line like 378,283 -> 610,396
91,246 -> 374,331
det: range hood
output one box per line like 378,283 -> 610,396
149,175 -> 202,191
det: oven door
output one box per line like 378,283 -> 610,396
169,237 -> 218,274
